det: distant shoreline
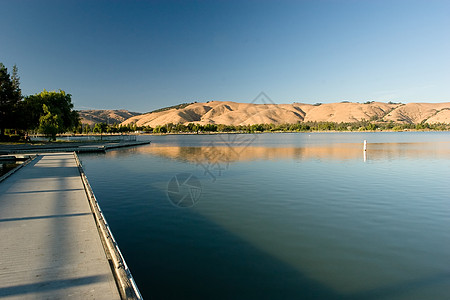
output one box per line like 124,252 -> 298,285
59,129 -> 450,138
3,129 -> 448,145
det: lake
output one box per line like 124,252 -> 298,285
79,132 -> 450,300
0,162 -> 21,177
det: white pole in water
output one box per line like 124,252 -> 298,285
363,140 -> 367,162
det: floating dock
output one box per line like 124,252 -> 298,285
3,141 -> 150,154
0,153 -> 142,299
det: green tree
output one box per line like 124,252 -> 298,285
204,124 -> 218,132
11,65 -> 21,93
93,122 -> 108,139
365,123 -> 377,131
39,104 -> 61,140
74,123 -> 83,134
153,125 -> 167,133
83,124 -> 91,134
0,63 -> 22,137
22,90 -> 79,133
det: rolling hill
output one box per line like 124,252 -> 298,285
78,110 -> 141,125
120,101 -> 450,127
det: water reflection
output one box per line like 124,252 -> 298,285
80,134 -> 450,299
107,141 -> 450,163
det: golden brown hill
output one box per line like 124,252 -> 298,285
425,109 -> 450,124
121,101 -> 450,126
78,109 -> 141,125
382,103 -> 450,124
303,102 -> 397,123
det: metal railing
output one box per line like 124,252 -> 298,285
74,152 -> 143,300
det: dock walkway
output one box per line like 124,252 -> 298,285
0,153 -> 121,299
3,140 -> 150,154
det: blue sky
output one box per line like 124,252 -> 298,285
1,0 -> 449,112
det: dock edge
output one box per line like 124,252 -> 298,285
0,155 -> 38,183
74,152 -> 143,300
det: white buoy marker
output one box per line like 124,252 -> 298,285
363,140 -> 367,162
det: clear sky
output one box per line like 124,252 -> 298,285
1,0 -> 449,112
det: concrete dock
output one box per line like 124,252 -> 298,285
3,140 -> 150,154
0,153 -> 122,299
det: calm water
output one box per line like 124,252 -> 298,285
80,132 -> 450,300
0,162 -> 21,177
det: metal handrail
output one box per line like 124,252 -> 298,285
74,152 -> 143,300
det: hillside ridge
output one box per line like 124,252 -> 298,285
78,109 -> 141,125
120,101 -> 450,126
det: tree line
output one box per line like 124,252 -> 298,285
0,63 -> 79,141
89,120 -> 450,134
